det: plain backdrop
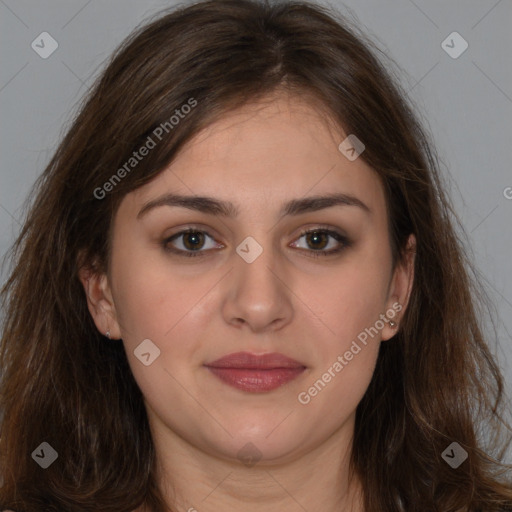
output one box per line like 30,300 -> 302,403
1,0 -> 511,453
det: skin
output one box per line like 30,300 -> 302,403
80,91 -> 415,512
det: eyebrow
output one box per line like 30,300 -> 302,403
137,192 -> 371,220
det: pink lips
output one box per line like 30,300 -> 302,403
204,352 -> 306,392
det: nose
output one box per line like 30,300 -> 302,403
221,236 -> 294,334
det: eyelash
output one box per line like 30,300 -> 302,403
162,225 -> 351,259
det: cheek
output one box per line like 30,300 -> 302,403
308,258 -> 390,351
110,254 -> 213,412
297,345 -> 379,441
296,266 -> 386,417
109,246 -> 221,394
111,241 -> 203,336
295,254 -> 389,417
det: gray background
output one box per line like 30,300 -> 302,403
1,0 -> 511,436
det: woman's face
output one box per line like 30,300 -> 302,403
82,92 -> 414,465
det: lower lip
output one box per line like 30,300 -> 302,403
205,367 -> 306,392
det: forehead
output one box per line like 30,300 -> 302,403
124,92 -> 387,221
174,92 -> 344,174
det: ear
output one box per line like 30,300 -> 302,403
78,263 -> 122,340
381,233 -> 416,341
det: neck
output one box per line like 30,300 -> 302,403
148,413 -> 364,512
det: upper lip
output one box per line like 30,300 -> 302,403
204,351 -> 306,369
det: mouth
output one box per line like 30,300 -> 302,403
204,351 -> 307,392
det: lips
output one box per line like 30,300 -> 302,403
204,352 -> 306,392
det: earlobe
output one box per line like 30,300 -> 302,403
78,266 -> 121,339
381,234 -> 416,341
380,297 -> 402,341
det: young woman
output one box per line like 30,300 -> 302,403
1,1 -> 511,511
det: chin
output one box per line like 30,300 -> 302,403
207,427 -> 307,466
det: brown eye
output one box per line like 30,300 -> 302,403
290,228 -> 351,258
182,231 -> 205,251
305,231 -> 329,250
162,228 -> 221,258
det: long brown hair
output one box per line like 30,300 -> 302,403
1,1 -> 511,510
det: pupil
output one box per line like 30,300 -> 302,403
184,232 -> 204,250
308,231 -> 327,249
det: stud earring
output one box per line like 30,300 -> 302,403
389,321 -> 397,328
105,331 -> 111,339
